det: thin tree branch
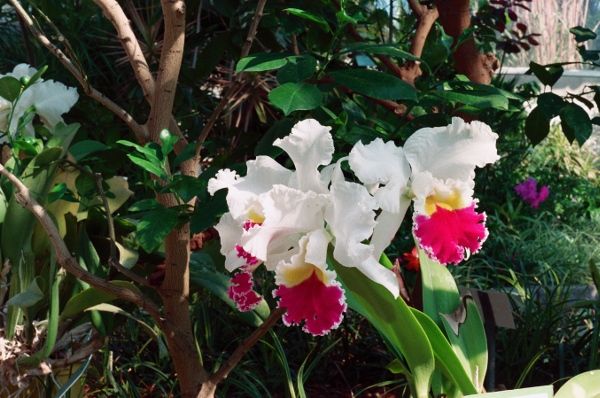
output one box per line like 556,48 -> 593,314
199,308 -> 285,397
7,0 -> 148,142
0,164 -> 163,326
194,0 -> 267,159
92,0 -> 189,149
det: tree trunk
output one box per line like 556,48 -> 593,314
434,0 -> 499,84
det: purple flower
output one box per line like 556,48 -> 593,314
514,177 -> 550,208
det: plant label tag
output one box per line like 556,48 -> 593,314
465,385 -> 553,398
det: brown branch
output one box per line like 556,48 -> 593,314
92,0 -> 189,149
198,308 -> 285,397
398,0 -> 439,85
194,0 -> 268,160
7,0 -> 147,142
0,164 -> 163,326
240,0 -> 267,58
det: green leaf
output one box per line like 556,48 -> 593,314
47,182 -> 77,203
332,256 -> 434,398
330,69 -> 417,101
277,55 -> 317,84
418,250 -> 460,328
128,198 -> 161,212
556,370 -> 600,398
236,53 -> 296,73
117,140 -> 163,164
569,26 -> 597,43
0,76 -> 22,101
411,309 -> 478,395
268,82 -> 323,115
13,136 -> 41,156
5,278 -> 43,309
440,298 -> 488,392
190,190 -> 227,233
168,175 -> 204,202
537,92 -> 565,118
559,102 -> 592,145
525,107 -> 551,145
25,65 -> 48,87
136,207 -> 180,252
126,153 -> 167,179
69,140 -> 109,161
60,280 -> 141,320
340,43 -> 420,62
284,8 -> 330,31
54,353 -> 92,398
528,62 -> 564,87
433,90 -> 508,110
159,128 -> 179,156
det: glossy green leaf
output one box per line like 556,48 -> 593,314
528,62 -> 564,87
5,277 -> 43,309
555,370 -> 600,398
277,55 -> 317,83
284,8 -> 330,31
525,107 -> 551,145
159,128 -> 179,156
268,82 -> 323,115
418,249 -> 460,327
434,90 -> 508,110
340,43 -> 420,62
330,69 -> 417,101
126,153 -> 167,179
569,26 -> 597,43
332,256 -> 434,398
69,140 -> 108,161
440,298 -> 488,392
60,280 -> 141,320
236,53 -> 296,73
536,92 -> 564,118
0,76 -> 22,101
559,102 -> 592,145
411,309 -> 478,395
135,207 -> 180,252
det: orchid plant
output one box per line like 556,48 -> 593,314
211,117 -> 500,397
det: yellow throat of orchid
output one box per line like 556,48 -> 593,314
247,209 -> 265,224
280,263 -> 328,287
424,189 -> 465,216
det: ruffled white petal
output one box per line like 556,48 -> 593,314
403,117 -> 499,184
274,119 -> 334,193
325,168 -> 399,297
348,138 -> 411,213
5,64 -> 37,79
275,230 -> 335,287
214,212 -> 247,271
208,169 -> 239,195
242,185 -> 328,263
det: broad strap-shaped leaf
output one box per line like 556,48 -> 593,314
440,297 -> 488,392
331,256 -> 434,398
411,308 -> 478,395
418,248 -> 461,327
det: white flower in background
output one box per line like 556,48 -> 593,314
0,64 -> 79,136
349,117 -> 499,265
209,119 -> 398,335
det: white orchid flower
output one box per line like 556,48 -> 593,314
0,64 -> 79,137
209,118 -> 398,335
349,117 -> 499,266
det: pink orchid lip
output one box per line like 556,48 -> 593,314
235,244 -> 260,267
273,271 -> 346,336
227,271 -> 262,312
413,203 -> 488,265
